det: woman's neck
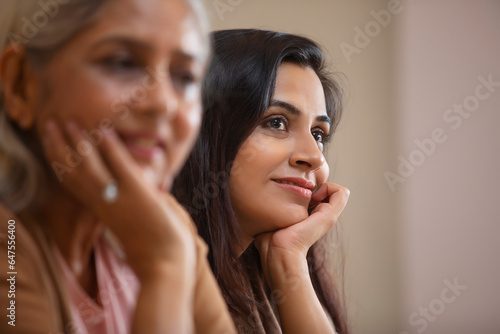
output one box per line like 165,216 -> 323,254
20,187 -> 103,296
236,229 -> 254,258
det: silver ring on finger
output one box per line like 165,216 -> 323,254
102,179 -> 119,203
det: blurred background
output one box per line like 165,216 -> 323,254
203,0 -> 500,333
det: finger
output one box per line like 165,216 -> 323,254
43,120 -> 98,189
311,182 -> 337,202
98,129 -> 144,186
293,184 -> 350,245
47,120 -> 126,213
254,232 -> 272,254
65,121 -> 114,189
42,120 -> 112,213
308,182 -> 334,211
311,182 -> 350,219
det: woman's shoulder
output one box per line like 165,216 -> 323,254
0,202 -> 40,263
0,202 -> 72,333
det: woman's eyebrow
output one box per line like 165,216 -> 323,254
90,35 -> 203,62
269,100 -> 331,125
316,114 -> 331,125
90,35 -> 154,51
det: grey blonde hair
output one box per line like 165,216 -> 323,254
0,0 -> 209,212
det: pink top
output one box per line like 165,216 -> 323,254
55,236 -> 140,334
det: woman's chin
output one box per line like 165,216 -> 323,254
240,203 -> 310,239
268,205 -> 309,230
139,166 -> 170,190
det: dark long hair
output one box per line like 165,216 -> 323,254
173,29 -> 348,333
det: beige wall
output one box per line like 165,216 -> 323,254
203,0 -> 500,333
396,1 -> 500,333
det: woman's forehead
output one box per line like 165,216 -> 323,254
272,63 -> 327,119
70,0 -> 206,59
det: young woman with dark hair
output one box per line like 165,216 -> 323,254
173,29 -> 350,333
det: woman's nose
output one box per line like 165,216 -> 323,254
134,68 -> 179,119
289,133 -> 325,171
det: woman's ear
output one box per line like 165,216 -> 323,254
0,44 -> 39,130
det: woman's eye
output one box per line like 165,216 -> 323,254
100,54 -> 141,73
312,130 -> 326,143
266,117 -> 287,130
172,71 -> 197,89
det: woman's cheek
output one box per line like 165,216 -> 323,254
317,160 -> 330,183
183,83 -> 201,103
184,102 -> 202,136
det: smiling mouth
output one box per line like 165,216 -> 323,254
272,179 -> 314,199
274,180 -> 307,188
118,133 -> 165,161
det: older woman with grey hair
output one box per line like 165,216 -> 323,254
0,0 -> 235,333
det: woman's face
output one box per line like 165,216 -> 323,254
229,62 -> 330,242
30,0 -> 207,190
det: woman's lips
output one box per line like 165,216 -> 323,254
272,178 -> 314,199
118,133 -> 165,161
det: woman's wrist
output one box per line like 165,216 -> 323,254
264,250 -> 335,334
265,250 -> 310,291
126,232 -> 196,284
134,256 -> 196,285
